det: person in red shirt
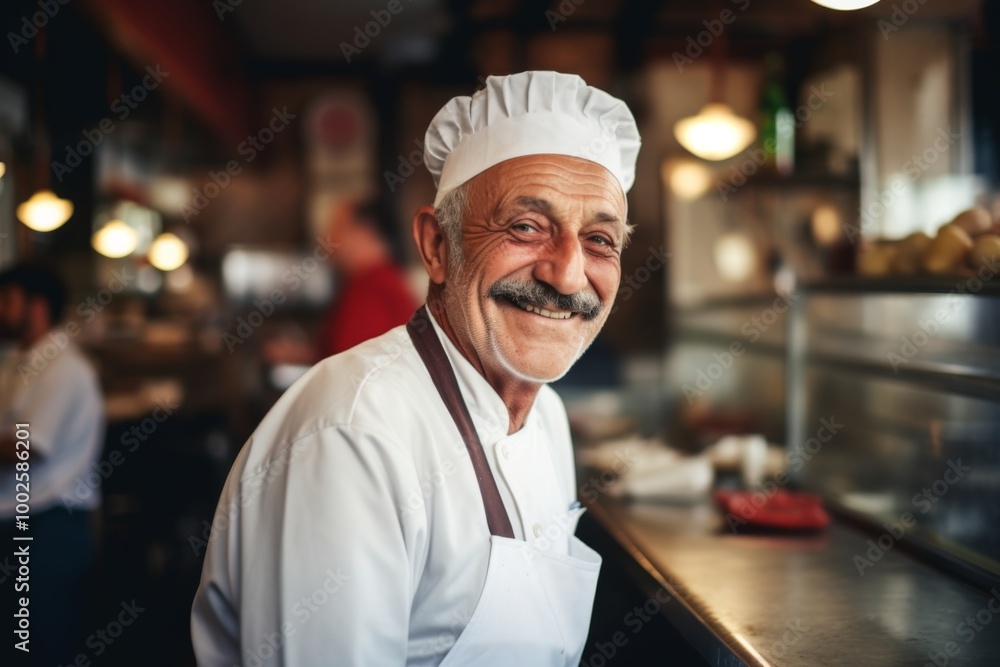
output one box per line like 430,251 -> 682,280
264,198 -> 418,364
317,198 -> 417,356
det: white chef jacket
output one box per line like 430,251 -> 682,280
0,339 -> 104,517
191,313 -> 582,666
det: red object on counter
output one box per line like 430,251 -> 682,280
714,489 -> 831,532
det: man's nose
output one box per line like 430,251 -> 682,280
533,233 -> 589,297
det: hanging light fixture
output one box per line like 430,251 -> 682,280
661,158 -> 714,200
18,25 -> 74,233
92,219 -> 138,258
673,24 -> 755,161
18,190 -> 74,232
714,232 -> 758,282
675,104 -> 756,161
810,0 -> 881,10
148,232 -> 189,271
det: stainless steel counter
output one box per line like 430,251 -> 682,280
586,495 -> 1000,666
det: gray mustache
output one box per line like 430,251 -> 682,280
487,278 -> 602,320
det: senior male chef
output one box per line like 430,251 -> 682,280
191,70 -> 641,666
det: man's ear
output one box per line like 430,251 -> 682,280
412,205 -> 449,285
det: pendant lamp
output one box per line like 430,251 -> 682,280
18,25 -> 74,232
148,232 -> 189,271
810,0 -> 881,10
673,28 -> 755,161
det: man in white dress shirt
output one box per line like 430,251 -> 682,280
0,263 -> 105,666
192,71 -> 641,666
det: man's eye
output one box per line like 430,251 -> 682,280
512,223 -> 536,233
589,235 -> 612,247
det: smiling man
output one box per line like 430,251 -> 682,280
192,71 -> 640,666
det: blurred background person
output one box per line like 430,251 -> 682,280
264,197 -> 418,365
0,263 -> 105,666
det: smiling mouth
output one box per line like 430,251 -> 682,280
511,299 -> 574,320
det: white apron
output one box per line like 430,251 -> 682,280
407,307 -> 601,667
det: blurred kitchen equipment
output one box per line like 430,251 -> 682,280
578,436 -> 714,502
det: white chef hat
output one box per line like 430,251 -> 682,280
424,71 -> 641,207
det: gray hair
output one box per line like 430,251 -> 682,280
433,184 -> 468,271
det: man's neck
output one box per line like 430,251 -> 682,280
427,292 -> 541,435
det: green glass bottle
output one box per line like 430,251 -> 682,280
759,53 -> 794,175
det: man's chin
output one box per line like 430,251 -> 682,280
494,346 -> 579,383
483,302 -> 595,381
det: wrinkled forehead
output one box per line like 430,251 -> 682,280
467,154 -> 628,222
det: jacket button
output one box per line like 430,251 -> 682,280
532,522 -> 543,538
501,444 -> 510,460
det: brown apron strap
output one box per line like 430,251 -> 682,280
406,306 -> 516,539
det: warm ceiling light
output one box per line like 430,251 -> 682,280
714,232 -> 758,282
90,220 -> 139,259
662,159 -> 714,201
674,103 -> 756,161
17,189 -> 74,232
810,0 -> 881,10
149,232 -> 189,271
811,204 -> 842,246
92,219 -> 138,258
